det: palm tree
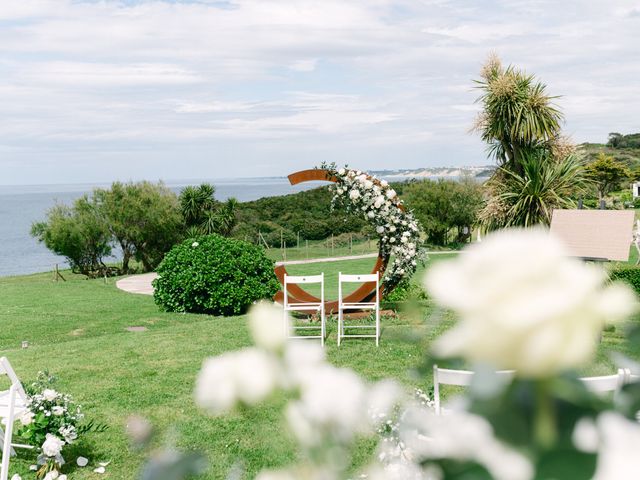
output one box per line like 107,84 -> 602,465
480,150 -> 589,230
474,54 -> 564,176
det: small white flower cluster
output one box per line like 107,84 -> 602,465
22,388 -> 83,444
328,167 -> 424,290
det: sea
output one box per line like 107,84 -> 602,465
0,177 -> 337,277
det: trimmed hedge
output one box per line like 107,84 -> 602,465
153,234 -> 280,316
609,266 -> 640,295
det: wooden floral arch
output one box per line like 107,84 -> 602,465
273,168 -> 397,313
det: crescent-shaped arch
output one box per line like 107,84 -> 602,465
273,168 -> 393,314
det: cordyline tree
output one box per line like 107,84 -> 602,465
179,183 -> 237,238
474,54 -> 590,230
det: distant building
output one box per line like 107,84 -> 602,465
633,182 -> 640,198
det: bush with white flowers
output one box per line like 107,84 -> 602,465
190,229 -> 640,480
16,372 -> 105,479
322,164 -> 425,291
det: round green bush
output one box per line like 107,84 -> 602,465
153,234 -> 280,316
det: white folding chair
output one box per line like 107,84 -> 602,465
0,357 -> 30,480
433,365 -> 515,415
337,272 -> 380,347
283,274 -> 326,346
580,369 -> 628,399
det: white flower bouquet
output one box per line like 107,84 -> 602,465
16,371 -> 106,479
320,163 -> 426,291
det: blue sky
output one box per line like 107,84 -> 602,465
1,0 -> 639,185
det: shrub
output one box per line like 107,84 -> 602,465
609,266 -> 640,294
31,196 -> 112,277
153,235 -> 280,316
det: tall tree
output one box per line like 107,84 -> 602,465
473,53 -> 563,176
584,153 -> 630,201
474,54 -> 587,230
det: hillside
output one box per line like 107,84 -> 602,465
578,132 -> 640,169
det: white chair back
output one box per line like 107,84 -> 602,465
433,365 -> 514,415
0,357 -> 28,480
580,369 -> 627,396
339,273 -> 379,283
0,358 -> 27,402
284,274 -> 324,285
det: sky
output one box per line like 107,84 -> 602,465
0,0 -> 639,185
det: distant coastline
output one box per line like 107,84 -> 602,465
373,166 -> 495,179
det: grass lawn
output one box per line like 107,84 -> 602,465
0,254 -> 638,478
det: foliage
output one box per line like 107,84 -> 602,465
609,266 -> 640,295
179,184 -> 238,237
473,53 -> 563,176
403,178 -> 483,246
607,132 -> 640,149
153,235 -> 280,316
480,150 -> 589,230
31,196 -> 113,277
584,152 -> 631,201
233,186 -> 370,245
95,181 -> 184,273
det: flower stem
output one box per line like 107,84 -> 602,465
534,380 -> 557,449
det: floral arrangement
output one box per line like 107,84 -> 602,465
187,228 -> 640,480
16,372 -> 106,479
321,163 -> 425,291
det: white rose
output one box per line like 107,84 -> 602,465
376,226 -> 385,234
249,301 -> 289,352
43,472 -> 58,480
349,189 -> 361,200
195,348 -> 280,415
380,180 -> 389,187
389,225 -> 396,232
338,168 -> 346,175
374,196 -> 385,209
367,211 -> 375,219
191,241 -> 199,248
52,406 -> 64,416
42,434 -> 65,457
42,389 -> 57,402
20,411 -> 35,426
424,228 -> 638,377
364,180 -> 374,189
389,237 -> 396,243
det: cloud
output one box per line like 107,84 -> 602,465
0,0 -> 638,184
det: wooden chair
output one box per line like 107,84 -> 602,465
0,357 -> 30,480
337,272 -> 380,347
283,274 -> 326,346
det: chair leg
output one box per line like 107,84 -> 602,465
1,388 -> 16,480
337,308 -> 342,346
320,308 -> 325,347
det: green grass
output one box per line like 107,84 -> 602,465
0,254 -> 638,479
264,238 -> 378,262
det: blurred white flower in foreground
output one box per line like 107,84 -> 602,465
424,228 -> 638,377
195,348 -> 280,415
592,412 -> 640,479
249,301 -> 290,352
399,408 -> 533,480
287,365 -> 368,446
